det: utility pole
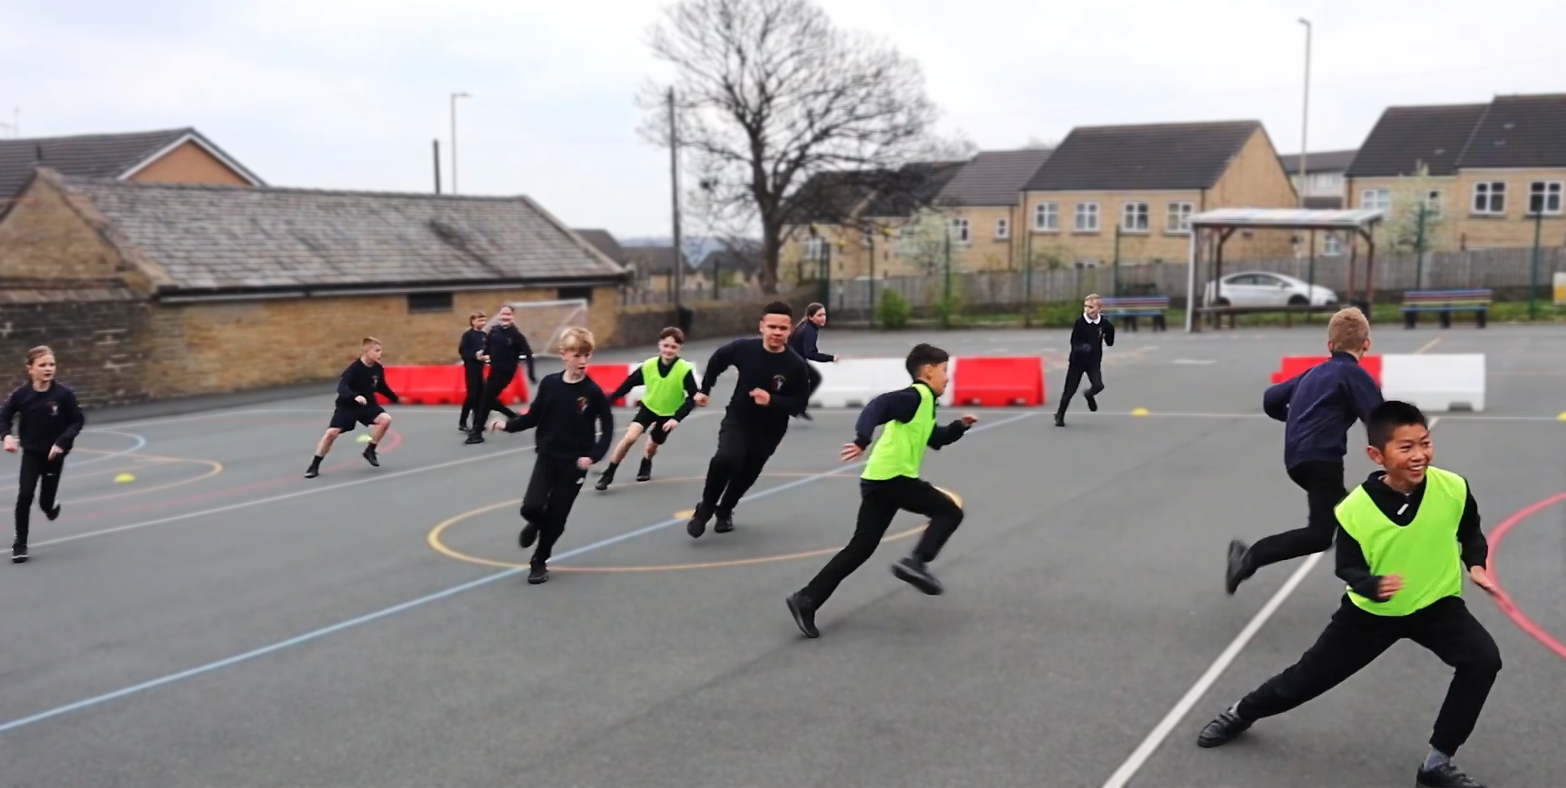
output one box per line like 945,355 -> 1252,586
668,87 -> 685,309
433,139 -> 442,194
1297,18 -> 1312,209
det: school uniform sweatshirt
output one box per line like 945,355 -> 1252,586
788,321 -> 834,363
1263,351 -> 1384,470
1335,470 -> 1488,601
335,360 -> 399,409
1068,314 -> 1115,365
0,381 -> 85,454
503,372 -> 614,462
485,323 -> 537,382
459,328 -> 487,368
699,338 -> 810,426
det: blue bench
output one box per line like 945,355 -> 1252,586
1099,295 -> 1169,331
1401,289 -> 1491,329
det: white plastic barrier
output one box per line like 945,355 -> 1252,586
809,358 -> 957,408
620,362 -> 700,409
1380,354 -> 1485,412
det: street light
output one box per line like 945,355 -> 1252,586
1297,18 -> 1311,209
450,92 -> 471,194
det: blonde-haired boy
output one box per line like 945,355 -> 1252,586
490,326 -> 613,584
1226,306 -> 1384,595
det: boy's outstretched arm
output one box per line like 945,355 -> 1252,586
699,342 -> 736,394
503,379 -> 550,433
1456,486 -> 1489,570
926,415 -> 972,450
1334,525 -> 1391,601
673,370 -> 699,420
1262,375 -> 1298,422
607,368 -> 644,402
851,388 -> 920,449
590,388 -> 614,462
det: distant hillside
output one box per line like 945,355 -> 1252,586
618,236 -> 751,265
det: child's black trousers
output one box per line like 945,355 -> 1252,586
13,450 -> 64,547
802,477 -> 964,606
521,454 -> 589,566
1235,595 -> 1501,756
1247,460 -> 1347,568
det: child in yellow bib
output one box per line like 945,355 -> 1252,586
786,343 -> 977,639
597,327 -> 699,490
1197,401 -> 1504,788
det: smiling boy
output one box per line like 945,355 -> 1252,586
1198,401 -> 1503,788
596,327 -> 698,491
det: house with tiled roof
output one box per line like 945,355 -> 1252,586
1345,94 -> 1566,251
0,128 -> 263,210
0,167 -> 628,405
932,147 -> 1053,271
1277,148 -> 1358,209
1020,120 -> 1299,269
619,244 -> 693,295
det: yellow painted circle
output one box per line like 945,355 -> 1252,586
427,473 -> 962,573
64,453 -> 225,504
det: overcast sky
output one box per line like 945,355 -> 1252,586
5,0 -> 1564,239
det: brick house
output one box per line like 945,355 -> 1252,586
930,147 -> 1053,272
777,170 -> 886,284
1019,120 -> 1299,269
0,168 -> 628,407
0,128 -> 263,204
1277,148 -> 1357,209
1345,94 -> 1566,251
780,163 -> 968,282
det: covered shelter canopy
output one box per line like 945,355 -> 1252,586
1183,207 -> 1386,332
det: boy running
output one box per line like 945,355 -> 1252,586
596,327 -> 697,491
305,337 -> 398,479
466,304 -> 536,444
1198,401 -> 1503,788
1054,293 -> 1114,427
1227,307 -> 1383,594
2,346 -> 86,564
491,327 -> 613,584
786,343 -> 977,638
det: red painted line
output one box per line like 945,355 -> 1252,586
1486,491 -> 1566,661
63,430 -> 405,523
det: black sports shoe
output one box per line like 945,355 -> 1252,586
362,446 -> 379,467
595,464 -> 616,491
714,510 -> 735,534
304,462 -> 321,479
527,564 -> 549,585
892,556 -> 943,595
1196,708 -> 1252,748
44,503 -> 61,521
465,432 -> 485,445
635,458 -> 652,482
1085,393 -> 1098,412
1416,763 -> 1485,787
519,520 -> 540,549
787,592 -> 820,638
458,421 -> 469,433
1053,413 -> 1065,427
1225,539 -> 1252,595
687,504 -> 711,538
11,544 -> 27,564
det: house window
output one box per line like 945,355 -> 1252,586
1166,202 -> 1194,233
1121,202 -> 1149,232
1074,202 -> 1100,232
1423,189 -> 1444,215
951,217 -> 970,243
1361,188 -> 1391,212
1323,233 -> 1343,256
994,217 -> 1009,239
1528,180 -> 1563,215
1472,181 -> 1505,215
406,292 -> 453,313
804,236 -> 826,261
557,286 -> 594,303
1073,259 -> 1100,270
1034,202 -> 1058,231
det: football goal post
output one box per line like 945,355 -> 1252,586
501,298 -> 591,358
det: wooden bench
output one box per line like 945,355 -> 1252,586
1099,295 -> 1169,332
1401,289 -> 1491,329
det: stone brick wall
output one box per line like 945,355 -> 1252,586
608,286 -> 818,348
0,286 -> 156,407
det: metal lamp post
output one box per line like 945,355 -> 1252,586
450,92 -> 471,194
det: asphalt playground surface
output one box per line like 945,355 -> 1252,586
2,321 -> 1562,787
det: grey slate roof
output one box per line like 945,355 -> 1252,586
572,228 -> 627,264
53,173 -> 626,293
621,245 -> 688,275
860,161 -> 967,217
1023,120 -> 1262,192
936,148 -> 1053,206
1277,149 -> 1358,174
0,128 -> 262,202
785,170 -> 888,224
1344,104 -> 1488,178
1453,93 -> 1566,170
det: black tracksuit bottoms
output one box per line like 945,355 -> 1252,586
460,362 -> 486,425
471,367 -> 520,432
699,418 -> 786,515
1236,595 -> 1501,756
14,450 -> 65,547
1056,360 -> 1104,416
803,477 -> 964,606
1247,460 -> 1346,570
521,455 -> 589,567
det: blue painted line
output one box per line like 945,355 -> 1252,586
66,430 -> 148,469
0,412 -> 1034,735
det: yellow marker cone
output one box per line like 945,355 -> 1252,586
1558,411 -> 1566,422
356,434 -> 372,443
674,509 -> 695,520
1131,407 -> 1150,416
114,473 -> 135,484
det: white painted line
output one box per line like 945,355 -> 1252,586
1098,415 -> 1441,788
1170,359 -> 1216,365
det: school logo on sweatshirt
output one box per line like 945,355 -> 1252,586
371,375 -> 380,388
576,396 -> 588,413
47,401 -> 57,416
771,374 -> 786,392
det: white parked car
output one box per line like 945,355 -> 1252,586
1203,271 -> 1337,308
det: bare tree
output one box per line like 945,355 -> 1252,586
639,0 -> 942,293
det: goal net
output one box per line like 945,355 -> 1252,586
501,298 -> 591,358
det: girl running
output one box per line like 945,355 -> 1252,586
2,346 -> 86,564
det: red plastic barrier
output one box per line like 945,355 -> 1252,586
395,365 -> 467,405
376,366 -> 412,405
1269,355 -> 1382,387
584,363 -> 633,406
949,356 -> 1045,407
501,369 -> 530,405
